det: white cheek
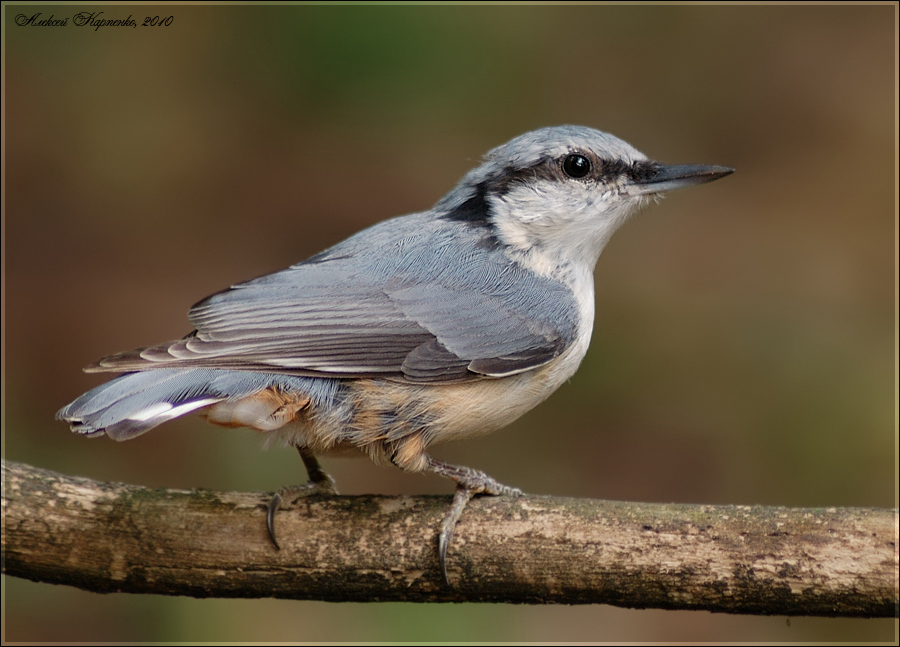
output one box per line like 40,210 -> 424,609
488,181 -> 641,275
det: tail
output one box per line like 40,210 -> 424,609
56,368 -> 329,441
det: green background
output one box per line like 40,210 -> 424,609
4,4 -> 896,642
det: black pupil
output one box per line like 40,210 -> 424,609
563,154 -> 590,178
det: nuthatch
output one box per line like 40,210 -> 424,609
58,125 -> 733,583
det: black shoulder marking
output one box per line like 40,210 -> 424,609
442,181 -> 492,226
441,182 -> 502,249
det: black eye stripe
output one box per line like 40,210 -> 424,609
562,154 -> 591,179
478,154 -> 657,198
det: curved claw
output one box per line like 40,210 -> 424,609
267,479 -> 339,551
425,457 -> 524,585
267,448 -> 338,551
266,491 -> 284,550
438,487 -> 476,585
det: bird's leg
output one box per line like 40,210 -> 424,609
298,447 -> 337,492
425,456 -> 523,584
267,446 -> 338,549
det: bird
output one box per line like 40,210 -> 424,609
57,125 -> 733,583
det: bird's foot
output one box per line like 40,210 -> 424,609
426,458 -> 523,584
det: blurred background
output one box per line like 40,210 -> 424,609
4,4 -> 896,642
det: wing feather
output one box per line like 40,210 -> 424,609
88,214 -> 580,383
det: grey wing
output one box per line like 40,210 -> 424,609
88,215 -> 580,383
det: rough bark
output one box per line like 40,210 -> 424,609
2,460 -> 897,616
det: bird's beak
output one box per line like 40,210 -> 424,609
626,164 -> 734,196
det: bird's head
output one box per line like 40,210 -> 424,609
436,125 -> 733,275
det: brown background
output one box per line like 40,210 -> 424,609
4,4 -> 896,642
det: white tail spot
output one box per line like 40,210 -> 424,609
127,399 -> 219,423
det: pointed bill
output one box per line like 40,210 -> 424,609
627,164 -> 734,196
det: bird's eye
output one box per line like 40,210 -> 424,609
562,154 -> 591,179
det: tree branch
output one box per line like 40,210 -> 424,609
2,459 -> 896,616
